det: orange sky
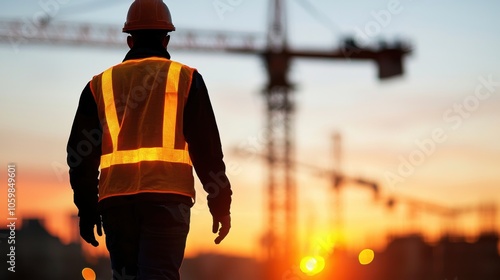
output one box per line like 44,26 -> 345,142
1,150 -> 498,260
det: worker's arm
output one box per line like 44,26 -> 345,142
67,82 -> 102,246
183,71 -> 232,242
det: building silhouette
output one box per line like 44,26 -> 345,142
0,218 -> 111,280
322,233 -> 500,280
0,217 -> 498,279
181,253 -> 263,280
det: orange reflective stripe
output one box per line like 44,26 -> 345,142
100,147 -> 190,168
163,62 -> 182,148
102,68 -> 120,151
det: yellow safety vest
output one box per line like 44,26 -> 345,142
90,57 -> 195,201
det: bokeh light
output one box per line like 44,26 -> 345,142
358,249 -> 375,265
82,267 -> 96,280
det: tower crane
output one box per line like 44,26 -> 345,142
385,195 -> 457,235
233,131 -> 380,249
450,202 -> 498,235
0,1 -> 412,278
384,195 -> 498,237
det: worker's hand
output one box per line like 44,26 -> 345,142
79,213 -> 102,247
212,214 -> 231,244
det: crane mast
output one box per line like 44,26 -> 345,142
262,0 -> 297,273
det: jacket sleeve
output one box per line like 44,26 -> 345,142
183,71 -> 232,218
67,82 -> 102,217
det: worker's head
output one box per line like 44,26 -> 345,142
127,29 -> 170,49
123,0 -> 175,49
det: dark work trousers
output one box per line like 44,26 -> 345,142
101,199 -> 192,280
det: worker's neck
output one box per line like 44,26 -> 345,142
123,46 -> 171,61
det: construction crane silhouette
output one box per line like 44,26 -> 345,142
233,131 -> 380,248
385,195 -> 458,235
326,132 -> 379,246
0,1 -> 411,278
384,195 -> 498,238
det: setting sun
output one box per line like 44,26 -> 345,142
300,255 -> 326,276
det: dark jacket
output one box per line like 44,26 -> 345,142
67,46 -> 232,218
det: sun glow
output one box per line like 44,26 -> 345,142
300,255 -> 326,276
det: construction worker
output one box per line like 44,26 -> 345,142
66,0 -> 232,279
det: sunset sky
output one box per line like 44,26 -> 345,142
1,0 -> 499,260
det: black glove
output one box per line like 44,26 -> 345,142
79,212 -> 102,247
212,214 -> 231,244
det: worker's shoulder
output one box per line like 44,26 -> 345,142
90,60 -> 126,80
169,58 -> 198,72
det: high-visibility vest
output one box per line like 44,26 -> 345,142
90,57 -> 196,201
